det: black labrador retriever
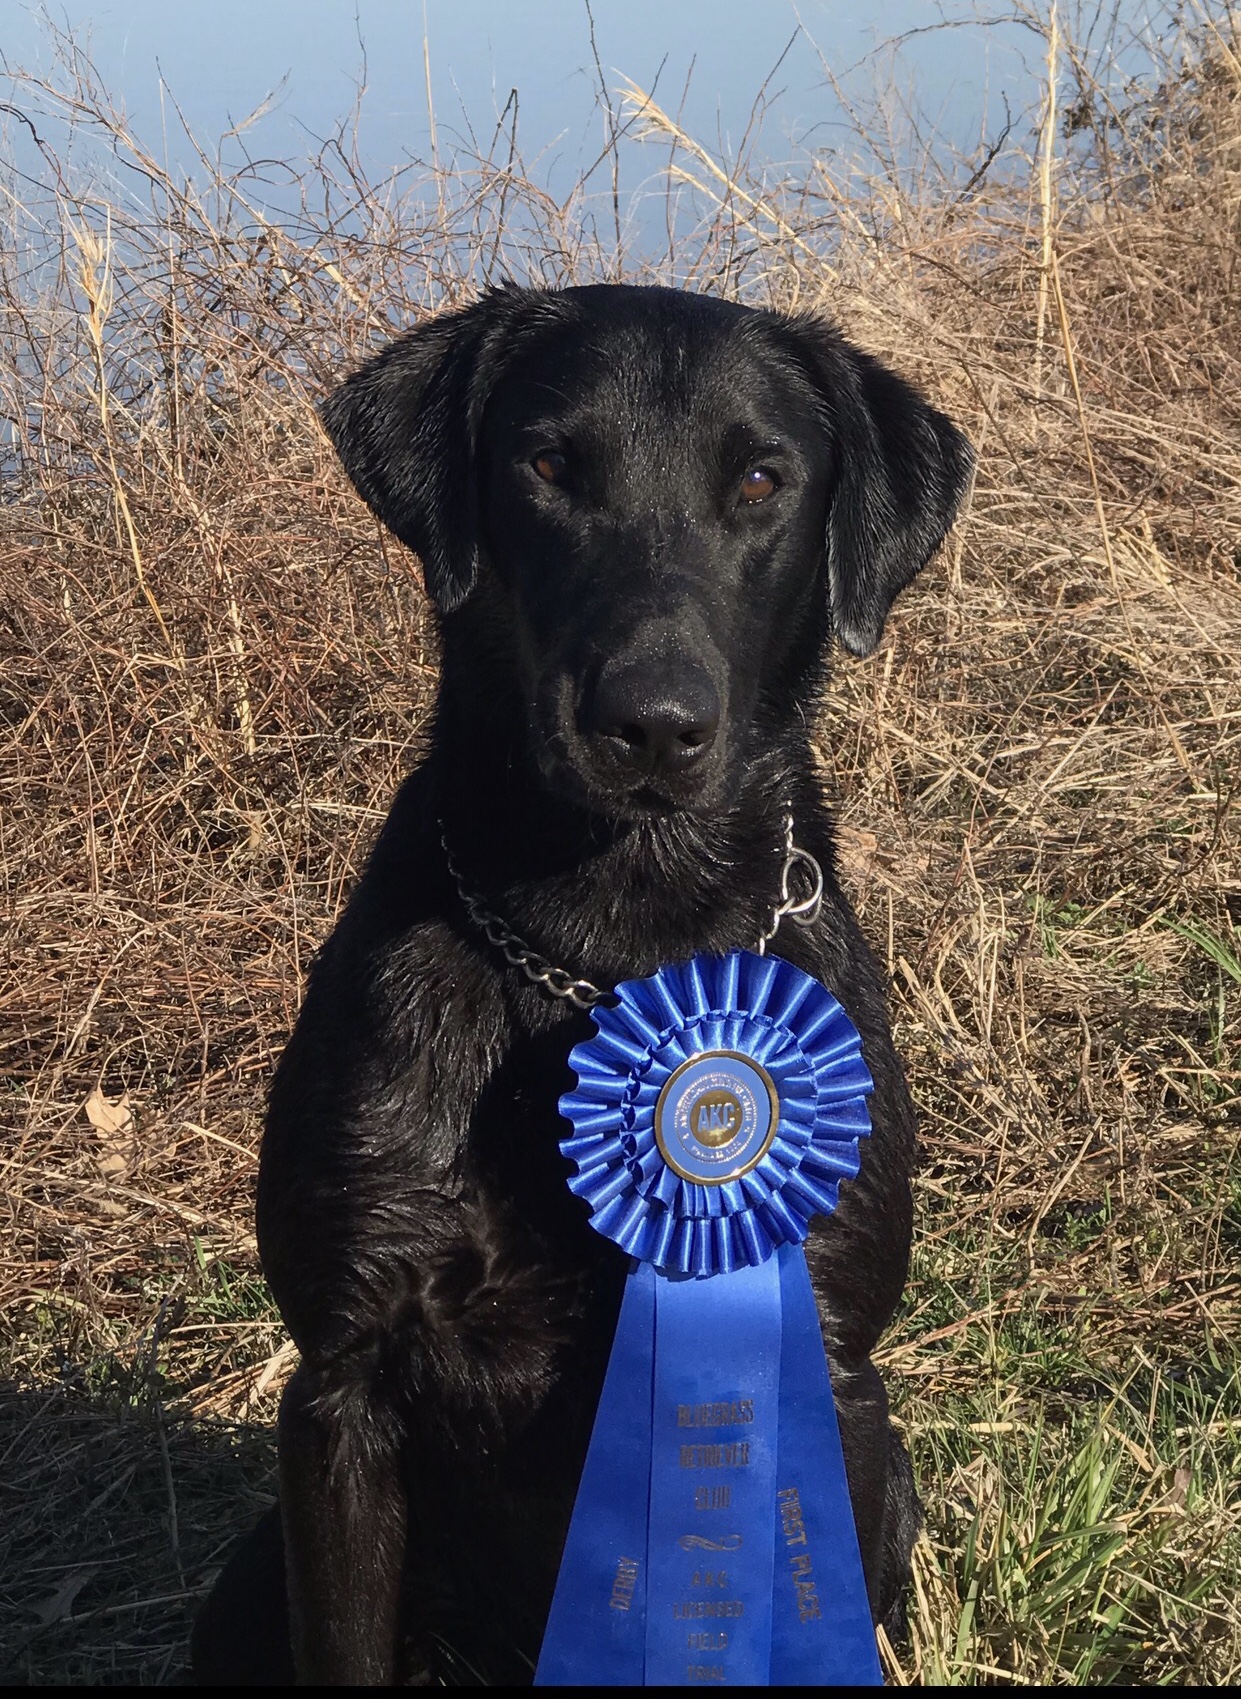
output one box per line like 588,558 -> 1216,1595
192,283 -> 972,1685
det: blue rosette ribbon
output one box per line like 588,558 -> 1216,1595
535,951 -> 884,1688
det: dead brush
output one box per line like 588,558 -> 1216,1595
1,3 -> 1239,1684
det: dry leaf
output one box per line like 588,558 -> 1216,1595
1167,1464 -> 1192,1510
84,1085 -> 137,1180
837,825 -> 879,883
30,1564 -> 99,1626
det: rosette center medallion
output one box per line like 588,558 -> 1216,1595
654,1050 -> 779,1181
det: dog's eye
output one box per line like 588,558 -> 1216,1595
740,465 -> 780,504
532,451 -> 568,485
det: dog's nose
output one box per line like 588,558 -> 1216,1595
583,663 -> 720,774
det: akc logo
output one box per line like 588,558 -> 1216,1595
655,1052 -> 779,1185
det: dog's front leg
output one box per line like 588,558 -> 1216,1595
832,1355 -> 918,1629
278,1361 -> 408,1686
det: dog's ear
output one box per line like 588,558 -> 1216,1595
321,289 -> 531,612
781,318 -> 975,657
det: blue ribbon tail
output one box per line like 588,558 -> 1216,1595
646,1256 -> 781,1684
535,1261 -> 654,1686
537,1247 -> 882,1686
771,1243 -> 883,1685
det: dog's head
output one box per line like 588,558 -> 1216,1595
322,284 -> 972,819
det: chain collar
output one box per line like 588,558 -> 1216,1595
442,809 -> 824,1012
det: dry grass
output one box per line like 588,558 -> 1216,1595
2,4 -> 1239,1684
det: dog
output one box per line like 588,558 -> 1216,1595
191,283 -> 973,1685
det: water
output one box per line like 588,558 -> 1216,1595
2,0 -> 1188,246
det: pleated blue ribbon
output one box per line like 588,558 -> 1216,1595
536,951 -> 884,1688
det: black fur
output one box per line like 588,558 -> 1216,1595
191,284 -> 972,1685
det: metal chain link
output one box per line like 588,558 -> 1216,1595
755,810 -> 825,956
442,807 -> 825,1009
442,834 -> 610,1010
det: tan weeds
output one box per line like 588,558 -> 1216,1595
1,4 -> 1239,1684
